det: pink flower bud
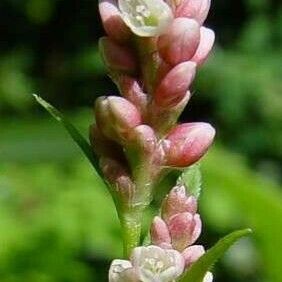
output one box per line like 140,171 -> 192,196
99,37 -> 137,74
164,122 -> 215,167
154,62 -> 196,107
162,185 -> 198,221
168,212 -> 202,251
191,27 -> 215,66
99,0 -> 131,43
128,125 -> 157,155
158,18 -> 200,66
117,76 -> 148,113
175,0 -> 211,25
150,216 -> 171,246
182,245 -> 205,267
95,96 -> 142,142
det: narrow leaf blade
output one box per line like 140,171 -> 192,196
33,94 -> 102,177
179,228 -> 252,282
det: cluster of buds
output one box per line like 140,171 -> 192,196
151,185 -> 206,266
91,0 -> 215,209
109,185 -> 213,282
95,0 -> 217,280
151,186 -> 201,252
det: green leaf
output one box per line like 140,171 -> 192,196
179,228 -> 252,282
33,94 -> 103,179
177,164 -> 202,198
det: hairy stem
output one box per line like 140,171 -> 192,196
134,37 -> 159,96
116,37 -> 161,258
118,157 -> 154,257
119,207 -> 144,258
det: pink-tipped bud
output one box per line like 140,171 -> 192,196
117,76 -> 148,113
191,27 -> 215,66
162,185 -> 198,222
99,37 -> 137,74
154,62 -> 196,107
128,125 -> 157,155
99,0 -> 131,43
150,216 -> 172,247
164,122 -> 215,167
168,212 -> 202,251
182,245 -> 205,267
175,0 -> 211,25
95,96 -> 142,142
158,18 -> 200,66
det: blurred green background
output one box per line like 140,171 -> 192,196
0,0 -> 282,281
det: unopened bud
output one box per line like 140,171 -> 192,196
158,18 -> 200,66
95,96 -> 142,142
162,185 -> 198,221
182,245 -> 205,267
175,0 -> 211,25
154,62 -> 196,107
118,0 -> 173,37
191,27 -> 215,66
168,212 -> 202,251
99,37 -> 137,74
99,0 -> 131,43
164,122 -> 215,167
150,216 -> 171,247
128,125 -> 157,155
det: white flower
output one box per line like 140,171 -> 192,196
109,246 -> 185,282
131,245 -> 185,282
118,0 -> 173,37
109,259 -> 137,282
203,271 -> 213,282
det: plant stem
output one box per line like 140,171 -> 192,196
119,207 -> 144,258
134,36 -> 159,96
116,37 -> 160,258
117,164 -> 152,257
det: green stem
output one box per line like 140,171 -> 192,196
116,160 -> 153,257
115,38 -> 161,258
134,37 -> 159,96
119,208 -> 144,258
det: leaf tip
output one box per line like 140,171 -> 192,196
244,228 -> 253,235
33,93 -> 41,102
33,94 -> 47,108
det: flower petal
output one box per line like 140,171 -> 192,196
118,0 -> 173,36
